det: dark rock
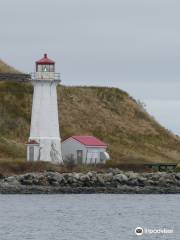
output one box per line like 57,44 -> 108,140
0,173 -> 4,179
175,173 -> 180,180
113,173 -> 128,183
127,179 -> 139,186
80,175 -> 90,182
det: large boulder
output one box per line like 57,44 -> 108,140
4,176 -> 20,185
113,173 -> 128,183
80,174 -> 90,182
46,172 -> 64,185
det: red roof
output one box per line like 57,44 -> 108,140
36,53 -> 55,65
27,140 -> 39,145
71,136 -> 107,147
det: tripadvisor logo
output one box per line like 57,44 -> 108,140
135,227 -> 173,235
135,227 -> 144,236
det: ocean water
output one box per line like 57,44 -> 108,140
0,194 -> 179,240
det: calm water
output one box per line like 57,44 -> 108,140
0,194 -> 180,240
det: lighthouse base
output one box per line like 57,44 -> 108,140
27,138 -> 63,164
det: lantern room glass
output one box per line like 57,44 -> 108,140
36,64 -> 55,72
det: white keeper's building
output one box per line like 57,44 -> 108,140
62,136 -> 110,164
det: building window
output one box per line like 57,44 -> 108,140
37,65 -> 43,72
77,150 -> 83,164
42,65 -> 50,72
100,152 -> 105,162
49,65 -> 55,72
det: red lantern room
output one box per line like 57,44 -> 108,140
36,53 -> 55,72
32,53 -> 60,81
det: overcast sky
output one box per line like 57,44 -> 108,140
1,0 -> 180,134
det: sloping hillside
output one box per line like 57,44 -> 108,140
0,60 -> 180,164
58,86 -> 180,163
0,59 -> 20,73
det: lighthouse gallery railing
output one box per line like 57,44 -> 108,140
31,72 -> 61,81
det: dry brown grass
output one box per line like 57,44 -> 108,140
0,158 -> 153,177
0,159 -> 61,176
58,86 -> 180,164
0,59 -> 20,74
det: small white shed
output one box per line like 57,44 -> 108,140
62,136 -> 110,164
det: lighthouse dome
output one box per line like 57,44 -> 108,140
36,53 -> 55,65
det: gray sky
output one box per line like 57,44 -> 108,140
1,0 -> 180,134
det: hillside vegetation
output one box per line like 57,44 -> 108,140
0,60 -> 180,164
0,59 -> 20,73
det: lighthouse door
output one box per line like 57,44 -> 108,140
29,146 -> 34,161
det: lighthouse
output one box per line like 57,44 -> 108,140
27,54 -> 63,163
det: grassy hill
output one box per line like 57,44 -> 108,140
0,59 -> 20,73
0,59 -> 180,165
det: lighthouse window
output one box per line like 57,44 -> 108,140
36,64 -> 54,72
37,65 -> 42,72
49,65 -> 55,72
42,65 -> 49,72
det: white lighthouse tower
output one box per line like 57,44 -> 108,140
27,54 -> 63,163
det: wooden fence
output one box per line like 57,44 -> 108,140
0,73 -> 31,82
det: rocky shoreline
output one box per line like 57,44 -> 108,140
1,169 -> 180,194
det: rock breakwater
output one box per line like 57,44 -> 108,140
1,169 -> 180,194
